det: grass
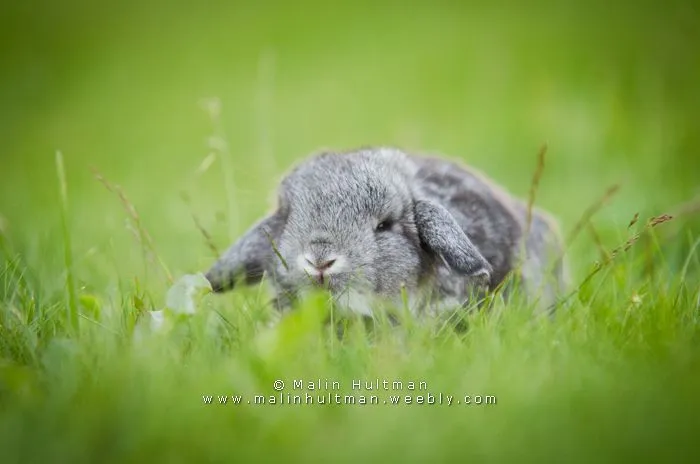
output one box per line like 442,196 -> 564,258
2,0 -> 700,462
55,150 -> 80,334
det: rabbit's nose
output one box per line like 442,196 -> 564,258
297,253 -> 345,279
305,256 -> 336,271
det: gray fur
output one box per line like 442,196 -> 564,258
205,147 -> 569,316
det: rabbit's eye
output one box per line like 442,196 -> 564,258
376,219 -> 393,232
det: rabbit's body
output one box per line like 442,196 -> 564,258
205,147 -> 568,316
412,155 -> 567,312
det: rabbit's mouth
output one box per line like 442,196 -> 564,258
300,270 -> 370,295
306,273 -> 346,292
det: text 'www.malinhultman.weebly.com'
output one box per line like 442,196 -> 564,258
203,379 -> 497,406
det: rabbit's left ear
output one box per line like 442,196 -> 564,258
414,200 -> 492,282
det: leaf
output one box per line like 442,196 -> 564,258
133,295 -> 145,311
79,294 -> 101,318
164,273 -> 213,315
254,290 -> 329,362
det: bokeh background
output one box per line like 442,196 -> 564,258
1,0 -> 698,298
1,2 -> 700,462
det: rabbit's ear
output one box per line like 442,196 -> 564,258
414,200 -> 492,282
205,210 -> 286,293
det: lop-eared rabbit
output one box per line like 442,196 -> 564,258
205,147 -> 568,317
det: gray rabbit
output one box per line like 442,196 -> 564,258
205,147 -> 569,316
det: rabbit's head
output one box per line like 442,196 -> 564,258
205,147 -> 493,307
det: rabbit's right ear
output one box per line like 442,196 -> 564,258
205,210 -> 286,293
414,200 -> 493,283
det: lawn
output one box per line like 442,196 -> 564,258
1,1 -> 700,462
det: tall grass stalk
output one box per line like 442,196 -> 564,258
55,150 -> 79,334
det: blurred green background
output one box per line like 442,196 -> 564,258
1,1 -> 700,462
2,0 -> 699,295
